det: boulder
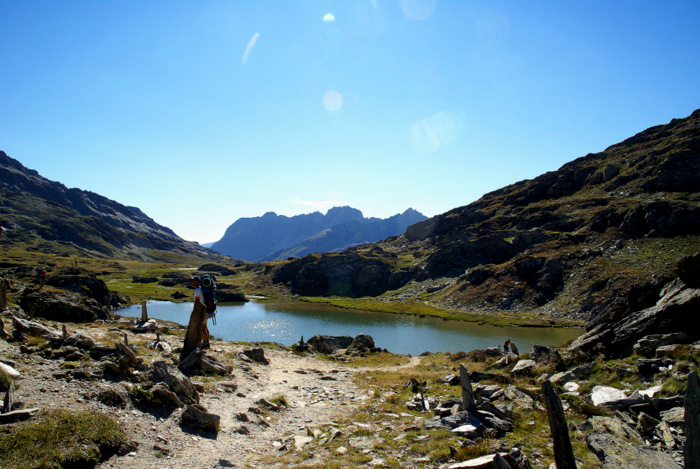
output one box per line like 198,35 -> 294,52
242,348 -> 269,365
632,332 -> 692,357
447,453 -> 518,469
180,404 -> 220,433
132,319 -> 157,333
46,267 -> 118,306
20,289 -> 112,322
63,331 -> 96,349
347,334 -> 379,354
0,361 -> 21,379
674,252 -> 700,287
150,360 -> 199,405
591,386 -> 627,406
588,416 -> 643,443
306,335 -> 354,354
531,345 -> 566,371
11,316 -> 62,342
510,359 -> 536,377
587,432 -> 680,469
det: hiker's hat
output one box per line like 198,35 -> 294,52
190,276 -> 201,283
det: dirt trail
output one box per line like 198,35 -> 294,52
3,327 -> 404,468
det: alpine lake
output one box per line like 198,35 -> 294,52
117,300 -> 582,356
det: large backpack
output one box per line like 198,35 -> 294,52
200,274 -> 217,314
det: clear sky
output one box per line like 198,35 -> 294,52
1,1 -> 699,244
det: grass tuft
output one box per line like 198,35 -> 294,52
0,409 -> 127,469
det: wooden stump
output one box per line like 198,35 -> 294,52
180,303 -> 207,361
542,380 -> 577,469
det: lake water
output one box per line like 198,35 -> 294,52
117,300 -> 582,356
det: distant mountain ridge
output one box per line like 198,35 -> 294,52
0,151 -> 220,261
211,207 -> 427,262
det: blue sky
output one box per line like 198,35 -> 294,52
1,1 -> 699,244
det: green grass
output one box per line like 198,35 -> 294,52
0,409 -> 128,469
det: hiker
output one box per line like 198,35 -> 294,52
190,276 -> 211,349
37,267 -> 47,290
503,338 -> 511,353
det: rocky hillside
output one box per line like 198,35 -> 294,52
0,151 -> 226,262
211,206 -> 426,262
267,110 -> 700,323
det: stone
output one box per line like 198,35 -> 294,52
447,453 -> 515,469
306,335 -> 354,354
150,360 -> 199,405
550,370 -> 575,385
638,385 -> 663,398
567,278 -> 700,358
132,319 -> 157,333
243,348 -> 269,365
20,288 -> 112,322
0,361 -> 21,379
460,364 -> 477,412
656,421 -> 676,449
674,252 -> 700,287
347,334 -> 378,353
531,345 -> 566,371
659,406 -> 684,425
151,383 -> 184,408
563,382 -> 579,393
510,359 -> 536,377
587,432 -> 680,468
11,316 -> 62,342
64,331 -> 96,349
588,416 -> 643,443
636,412 -> 661,435
637,358 -> 675,375
542,380 -> 576,469
633,332 -> 692,357
591,385 -> 627,406
0,408 -> 38,423
180,404 -> 220,433
685,370 -> 700,469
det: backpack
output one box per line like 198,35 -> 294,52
200,274 -> 217,314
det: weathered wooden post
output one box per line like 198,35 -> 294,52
460,364 -> 477,412
141,300 -> 148,322
0,278 -> 7,310
542,380 -> 577,469
180,302 -> 207,362
686,371 -> 700,469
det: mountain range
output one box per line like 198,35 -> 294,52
210,207 -> 427,262
2,109 -> 698,326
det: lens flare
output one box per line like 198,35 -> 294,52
409,111 -> 464,153
323,13 -> 335,22
323,90 -> 343,111
400,0 -> 437,21
242,32 -> 260,65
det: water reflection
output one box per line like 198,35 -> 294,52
118,300 -> 581,356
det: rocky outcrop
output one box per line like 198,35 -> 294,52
271,253 -> 393,297
566,276 -> 700,359
46,267 -> 123,307
19,288 -> 112,322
